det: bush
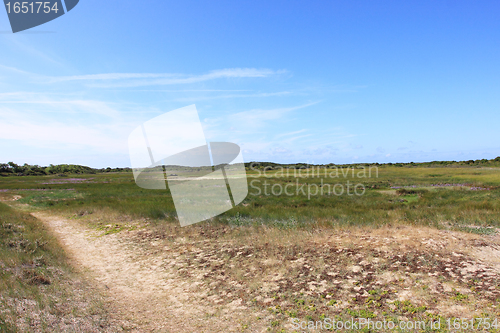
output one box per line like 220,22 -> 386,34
396,188 -> 428,196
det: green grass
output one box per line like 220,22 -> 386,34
1,165 -> 500,231
0,202 -> 65,291
17,190 -> 83,207
0,203 -> 112,332
0,203 -> 59,332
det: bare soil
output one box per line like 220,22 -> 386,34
32,212 -> 266,333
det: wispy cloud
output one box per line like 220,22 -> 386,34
227,102 -> 318,129
281,133 -> 313,143
275,129 -> 308,139
0,62 -> 369,166
4,37 -> 66,67
173,91 -> 291,102
0,97 -> 122,119
0,109 -> 129,153
47,68 -> 285,88
129,89 -> 253,92
0,65 -> 35,76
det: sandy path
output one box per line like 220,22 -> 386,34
27,209 -> 500,332
31,212 -> 251,333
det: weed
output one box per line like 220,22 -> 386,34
346,308 -> 376,318
452,290 -> 469,302
0,202 -> 115,331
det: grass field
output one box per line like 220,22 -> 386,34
0,202 -> 118,332
1,164 -> 500,332
2,165 -> 500,229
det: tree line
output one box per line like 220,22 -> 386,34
2,157 -> 500,176
0,162 -> 132,176
245,157 -> 500,170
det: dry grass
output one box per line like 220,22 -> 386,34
64,208 -> 500,332
0,201 -> 121,333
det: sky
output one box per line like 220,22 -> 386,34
1,0 -> 500,168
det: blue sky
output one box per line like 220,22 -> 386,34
1,0 -> 499,168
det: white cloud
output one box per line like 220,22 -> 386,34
47,68 -> 285,88
0,62 -> 371,166
3,38 -> 65,67
281,134 -> 313,144
173,91 -> 291,102
227,102 -> 318,130
275,129 -> 308,139
0,95 -> 138,156
0,65 -> 35,76
0,117 -> 129,153
0,97 -> 123,119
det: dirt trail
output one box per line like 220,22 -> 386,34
24,209 -> 500,332
31,212 -> 254,333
